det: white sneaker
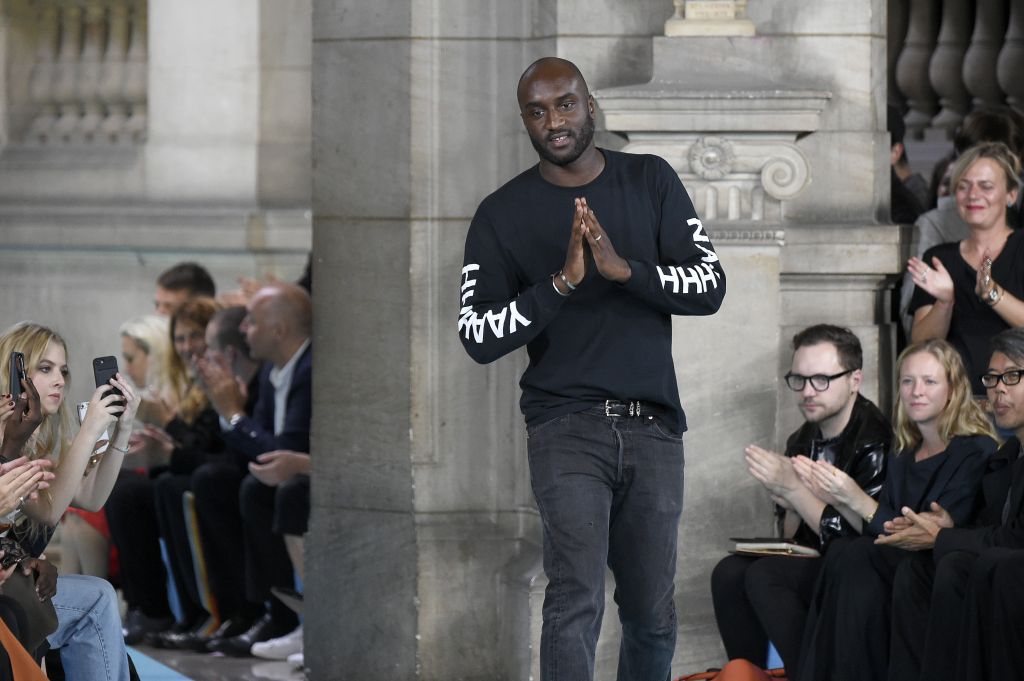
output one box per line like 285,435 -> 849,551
287,651 -> 304,669
251,625 -> 303,660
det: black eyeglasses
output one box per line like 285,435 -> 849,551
980,369 -> 1024,388
784,369 -> 854,392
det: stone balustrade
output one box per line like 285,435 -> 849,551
15,0 -> 147,146
891,0 -> 1024,138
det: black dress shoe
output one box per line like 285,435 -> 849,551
169,616 -> 255,652
123,609 -> 174,646
207,614 -> 292,657
141,618 -> 190,648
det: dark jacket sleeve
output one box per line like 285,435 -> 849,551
164,407 -> 224,475
223,352 -> 312,462
458,207 -> 568,365
619,157 -> 726,316
935,452 -> 1024,560
818,440 -> 888,547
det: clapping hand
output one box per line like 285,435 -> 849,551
876,502 -> 953,550
907,256 -> 954,304
194,352 -> 246,419
745,445 -> 799,499
792,456 -> 859,507
0,458 -> 54,515
0,375 -> 43,460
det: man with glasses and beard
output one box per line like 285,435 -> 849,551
457,57 -> 726,680
711,324 -> 891,680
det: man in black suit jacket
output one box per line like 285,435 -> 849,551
884,327 -> 1024,681
197,283 -> 313,658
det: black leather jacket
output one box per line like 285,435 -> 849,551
775,394 -> 892,552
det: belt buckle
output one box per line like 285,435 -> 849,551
605,400 -> 614,417
629,401 -> 636,417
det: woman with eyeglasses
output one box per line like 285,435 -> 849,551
792,339 -> 996,681
907,142 -> 1024,399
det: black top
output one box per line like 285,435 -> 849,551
909,229 -> 1024,394
865,434 -> 997,536
458,149 -> 727,432
781,394 -> 892,551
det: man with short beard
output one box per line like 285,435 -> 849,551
711,324 -> 890,680
457,58 -> 726,679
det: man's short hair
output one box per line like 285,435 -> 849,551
990,328 -> 1024,367
209,306 -> 251,358
157,262 -> 216,297
792,324 -> 863,371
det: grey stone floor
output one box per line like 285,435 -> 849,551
131,644 -> 305,681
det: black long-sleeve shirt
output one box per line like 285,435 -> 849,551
458,149 -> 726,432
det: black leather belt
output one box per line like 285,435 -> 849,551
603,400 -> 660,418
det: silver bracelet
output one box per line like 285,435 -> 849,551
558,271 -> 577,292
552,277 -> 571,297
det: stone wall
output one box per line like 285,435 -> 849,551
0,0 -> 312,401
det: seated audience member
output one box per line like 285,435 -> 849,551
899,109 -> 1023,334
907,142 -> 1024,398
0,322 -> 139,680
154,262 -> 216,318
155,305 -> 263,652
247,448 -> 310,666
119,315 -> 176,424
885,327 -> 1024,681
105,298 -> 225,645
711,324 -> 890,679
196,284 -> 312,658
795,339 -> 996,681
889,106 -> 927,222
58,315 -> 173,581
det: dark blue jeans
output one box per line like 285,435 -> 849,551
527,407 -> 685,681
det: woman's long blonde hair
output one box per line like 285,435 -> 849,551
893,339 -> 996,453
0,322 -> 76,464
168,298 -> 219,424
119,314 -> 174,402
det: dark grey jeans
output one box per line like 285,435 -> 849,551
527,406 -> 685,681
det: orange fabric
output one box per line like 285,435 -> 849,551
0,618 -> 46,681
61,508 -> 120,582
677,660 -> 787,681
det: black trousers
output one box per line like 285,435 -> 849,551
711,553 -> 821,678
239,474 -> 299,630
193,465 -> 299,628
798,536 -> 910,681
152,472 -> 203,624
987,549 -> 1024,681
105,470 -> 172,619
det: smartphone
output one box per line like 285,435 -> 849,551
8,351 -> 24,400
92,356 -> 123,399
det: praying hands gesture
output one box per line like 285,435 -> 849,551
554,197 -> 632,294
580,198 -> 631,283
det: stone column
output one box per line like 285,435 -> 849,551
308,2 -> 536,679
